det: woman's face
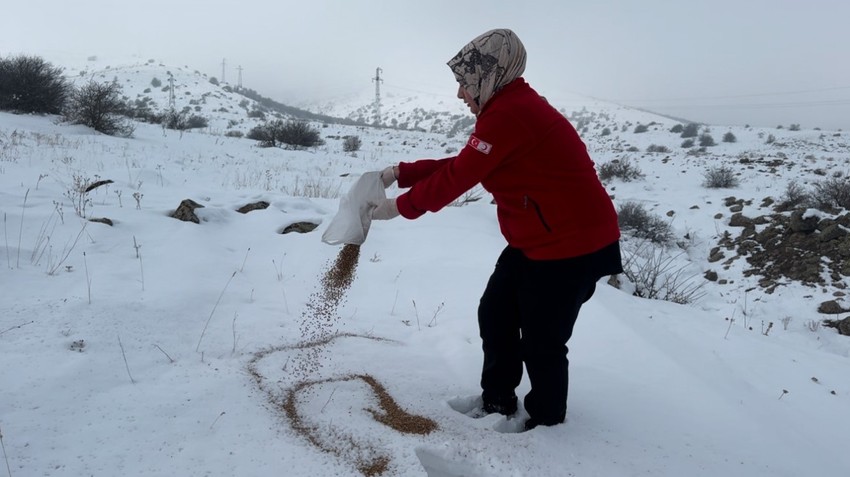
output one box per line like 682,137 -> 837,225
457,84 -> 480,115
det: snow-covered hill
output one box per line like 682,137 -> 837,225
2,56 -> 850,476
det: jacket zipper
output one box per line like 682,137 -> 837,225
524,195 -> 552,232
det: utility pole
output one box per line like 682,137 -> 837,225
167,72 -> 175,109
237,65 -> 243,90
372,67 -> 383,126
221,58 -> 226,83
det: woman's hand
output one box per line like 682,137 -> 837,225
370,198 -> 400,220
380,166 -> 398,188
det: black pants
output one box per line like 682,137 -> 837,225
478,246 -> 597,425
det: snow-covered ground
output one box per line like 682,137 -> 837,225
2,73 -> 850,477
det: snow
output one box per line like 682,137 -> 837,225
2,80 -> 850,477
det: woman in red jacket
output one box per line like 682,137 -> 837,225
371,28 -> 622,430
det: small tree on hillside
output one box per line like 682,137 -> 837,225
247,120 -> 324,149
0,54 -> 70,114
65,80 -> 134,137
699,133 -> 716,147
723,131 -> 737,143
247,120 -> 281,147
278,120 -> 323,149
680,123 -> 700,138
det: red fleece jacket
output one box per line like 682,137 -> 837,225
395,78 -> 620,260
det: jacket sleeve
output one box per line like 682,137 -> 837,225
397,158 -> 453,188
396,109 -> 525,219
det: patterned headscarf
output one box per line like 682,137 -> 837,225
447,28 -> 527,111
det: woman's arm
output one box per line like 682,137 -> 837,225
397,158 -> 453,188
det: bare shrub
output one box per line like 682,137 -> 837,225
621,240 -> 705,304
617,201 -> 673,244
699,133 -> 716,147
723,132 -> 737,143
597,158 -> 644,182
646,144 -> 670,153
634,124 -> 649,133
775,182 -> 811,212
283,176 -> 341,199
64,80 -> 134,137
279,121 -> 324,149
681,139 -> 695,148
247,121 -> 277,147
342,135 -> 362,152
163,110 -> 208,130
449,186 -> 485,207
702,165 -> 739,188
248,120 -> 323,149
0,54 -> 71,114
680,123 -> 699,138
186,114 -> 209,129
811,176 -> 850,211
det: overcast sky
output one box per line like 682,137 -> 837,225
3,0 -> 849,129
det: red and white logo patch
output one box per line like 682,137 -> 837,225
468,135 -> 493,155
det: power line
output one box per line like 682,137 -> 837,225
635,98 -> 850,111
384,83 -> 457,98
604,85 -> 850,103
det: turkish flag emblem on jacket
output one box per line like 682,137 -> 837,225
468,135 -> 492,154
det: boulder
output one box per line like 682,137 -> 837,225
237,201 -> 270,214
171,199 -> 204,224
789,210 -> 818,234
817,300 -> 847,315
281,222 -> 319,234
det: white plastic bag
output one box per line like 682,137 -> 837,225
321,171 -> 386,245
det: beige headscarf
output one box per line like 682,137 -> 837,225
447,28 -> 527,111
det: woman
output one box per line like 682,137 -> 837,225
370,28 -> 622,430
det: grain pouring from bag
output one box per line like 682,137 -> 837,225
322,243 -> 360,301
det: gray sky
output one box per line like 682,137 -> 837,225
3,0 -> 849,129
